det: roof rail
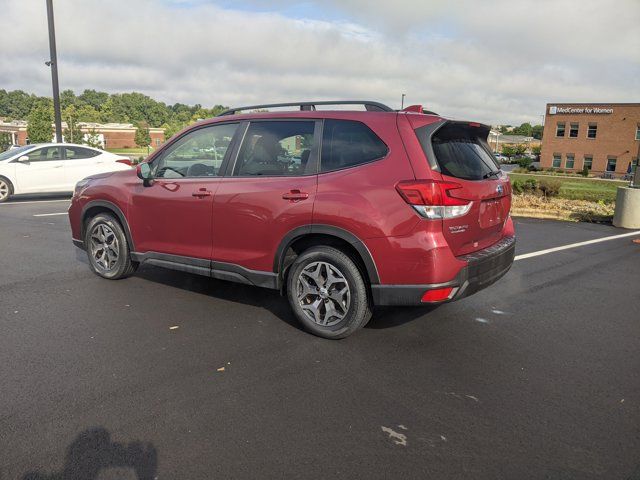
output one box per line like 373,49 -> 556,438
217,100 -> 393,117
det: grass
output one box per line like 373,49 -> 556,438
106,147 -> 154,155
508,173 -> 625,203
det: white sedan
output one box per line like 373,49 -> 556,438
0,143 -> 133,202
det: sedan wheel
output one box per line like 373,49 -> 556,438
0,179 -> 11,202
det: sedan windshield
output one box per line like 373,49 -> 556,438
0,145 -> 34,161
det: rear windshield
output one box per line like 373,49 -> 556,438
418,123 -> 499,180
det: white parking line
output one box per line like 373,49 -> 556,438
33,212 -> 68,217
0,199 -> 70,206
515,230 -> 640,261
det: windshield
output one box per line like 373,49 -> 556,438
0,145 -> 34,161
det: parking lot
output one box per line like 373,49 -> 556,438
1,197 -> 639,480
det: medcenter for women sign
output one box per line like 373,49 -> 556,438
549,106 -> 613,115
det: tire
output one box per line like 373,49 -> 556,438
286,246 -> 372,339
84,213 -> 138,280
0,177 -> 13,203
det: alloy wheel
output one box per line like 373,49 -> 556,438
89,223 -> 119,271
0,180 -> 9,201
297,261 -> 351,327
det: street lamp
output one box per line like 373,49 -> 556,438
401,93 -> 406,109
45,0 -> 63,143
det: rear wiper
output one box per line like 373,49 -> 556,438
483,170 -> 501,179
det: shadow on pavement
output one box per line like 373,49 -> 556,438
136,264 -> 438,331
21,427 -> 157,480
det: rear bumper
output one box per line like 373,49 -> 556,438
371,235 -> 515,306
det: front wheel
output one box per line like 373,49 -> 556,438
286,246 -> 372,339
84,213 -> 138,279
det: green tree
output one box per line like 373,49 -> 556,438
512,122 -> 533,137
514,144 -> 527,156
532,124 -> 544,140
83,128 -> 102,148
27,103 -> 53,143
78,89 -> 109,110
531,145 -> 541,159
501,144 -> 517,160
63,105 -> 81,143
135,121 -> 151,151
76,104 -> 101,123
0,132 -> 12,151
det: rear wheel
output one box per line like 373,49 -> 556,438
0,177 -> 13,203
286,246 -> 372,339
84,213 -> 138,279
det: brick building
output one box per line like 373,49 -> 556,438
0,120 -> 165,149
540,103 -> 640,177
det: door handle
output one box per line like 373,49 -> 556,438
282,189 -> 309,201
192,188 -> 212,198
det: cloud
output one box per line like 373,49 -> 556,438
0,0 -> 638,124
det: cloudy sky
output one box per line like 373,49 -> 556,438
0,0 -> 638,124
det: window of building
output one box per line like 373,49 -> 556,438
635,125 -> 640,140
583,155 -> 593,170
569,123 -> 579,138
234,121 -> 317,176
565,154 -> 575,169
153,123 -> 239,178
321,119 -> 388,173
555,122 -> 565,137
552,154 -> 561,168
606,157 -> 617,172
587,123 -> 597,139
155,138 -> 161,146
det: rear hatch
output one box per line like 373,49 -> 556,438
416,121 -> 511,256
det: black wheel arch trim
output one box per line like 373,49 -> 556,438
81,200 -> 135,251
274,224 -> 380,284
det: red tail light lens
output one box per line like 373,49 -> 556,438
396,180 -> 472,220
421,287 -> 455,302
116,159 -> 133,167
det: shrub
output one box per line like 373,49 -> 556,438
511,178 -> 538,195
581,166 -> 589,177
538,179 -> 561,198
517,157 -> 532,169
511,179 -> 524,194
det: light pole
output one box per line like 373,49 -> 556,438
401,93 -> 406,109
46,0 -> 63,143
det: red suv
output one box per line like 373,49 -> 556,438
69,101 -> 515,339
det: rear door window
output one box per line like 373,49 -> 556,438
320,119 -> 388,172
64,146 -> 100,159
233,121 -> 317,177
418,123 -> 499,180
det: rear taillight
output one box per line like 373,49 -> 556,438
116,158 -> 133,166
421,287 -> 457,302
396,180 -> 472,219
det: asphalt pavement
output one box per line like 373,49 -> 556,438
1,197 -> 639,480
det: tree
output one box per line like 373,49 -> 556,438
531,145 -> 541,159
78,89 -> 109,110
63,105 -> 81,143
532,124 -> 544,140
501,144 -> 517,160
83,128 -> 102,148
27,103 -> 53,143
512,122 -> 533,137
514,144 -> 527,156
135,121 -> 151,151
0,132 -> 12,151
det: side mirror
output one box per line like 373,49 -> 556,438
136,162 -> 154,187
17,155 -> 30,163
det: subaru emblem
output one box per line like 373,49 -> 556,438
496,184 -> 504,195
